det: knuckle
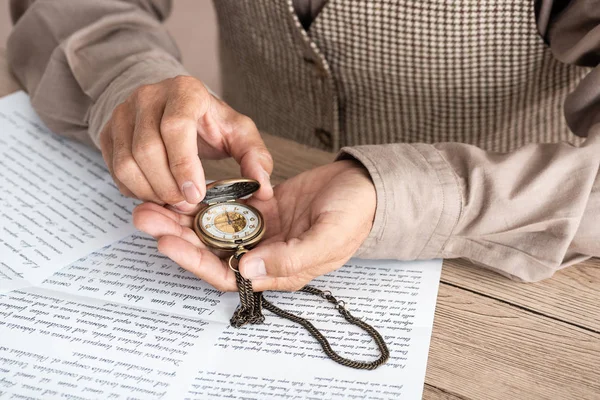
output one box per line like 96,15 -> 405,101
111,102 -> 129,121
132,139 -> 164,161
160,117 -> 193,137
131,84 -> 156,104
156,186 -> 183,204
237,115 -> 257,133
113,155 -> 138,182
169,155 -> 198,174
171,75 -> 196,91
256,147 -> 273,164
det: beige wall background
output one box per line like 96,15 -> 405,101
0,0 -> 222,95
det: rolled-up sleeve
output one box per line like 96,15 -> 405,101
7,0 -> 188,147
339,0 -> 600,282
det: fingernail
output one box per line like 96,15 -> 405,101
182,181 -> 201,203
171,200 -> 196,213
244,258 -> 266,279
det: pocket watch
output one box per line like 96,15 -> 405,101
192,178 -> 389,370
193,178 -> 265,263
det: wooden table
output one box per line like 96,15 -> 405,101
1,48 -> 598,400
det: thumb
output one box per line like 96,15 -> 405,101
238,216 -> 344,289
237,146 -> 274,201
219,111 -> 274,201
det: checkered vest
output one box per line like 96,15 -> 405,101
214,0 -> 590,151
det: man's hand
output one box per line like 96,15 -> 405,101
99,76 -> 273,212
133,160 -> 376,292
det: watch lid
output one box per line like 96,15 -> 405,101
203,178 -> 260,204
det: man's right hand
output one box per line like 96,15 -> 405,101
98,76 -> 273,212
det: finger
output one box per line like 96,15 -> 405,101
239,213 -> 348,284
237,146 -> 274,201
133,203 -> 201,246
160,76 -> 207,204
133,202 -> 196,227
99,107 -> 135,198
211,104 -> 274,200
165,202 -> 204,216
157,236 -> 237,292
131,85 -> 190,209
111,103 -> 162,203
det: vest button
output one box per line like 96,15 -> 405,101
314,128 -> 332,148
304,56 -> 328,77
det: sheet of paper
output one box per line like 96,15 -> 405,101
36,234 -> 441,399
0,92 -> 138,291
40,233 -> 240,322
182,259 -> 442,400
0,92 -> 442,399
3,250 -> 440,399
0,287 -> 225,399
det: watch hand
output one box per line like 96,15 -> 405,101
226,212 -> 233,225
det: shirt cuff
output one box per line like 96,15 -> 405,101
87,54 -> 190,148
337,143 -> 463,260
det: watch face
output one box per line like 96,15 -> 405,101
199,203 -> 262,243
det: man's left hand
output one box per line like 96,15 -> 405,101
133,160 -> 376,292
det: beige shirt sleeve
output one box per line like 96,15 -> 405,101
341,0 -> 600,282
7,0 -> 187,148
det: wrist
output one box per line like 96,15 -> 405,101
336,144 -> 462,261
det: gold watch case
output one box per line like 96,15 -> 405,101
193,178 -> 265,251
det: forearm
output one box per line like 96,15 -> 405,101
339,124 -> 600,282
7,0 -> 187,147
